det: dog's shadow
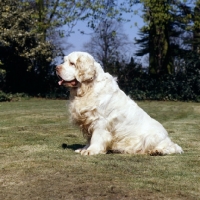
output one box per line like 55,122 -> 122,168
61,143 -> 120,154
61,143 -> 84,151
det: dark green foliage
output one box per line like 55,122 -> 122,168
0,91 -> 30,102
0,0 -> 54,94
137,0 -> 173,75
193,0 -> 200,52
0,90 -> 11,101
118,55 -> 200,102
135,1 -> 195,75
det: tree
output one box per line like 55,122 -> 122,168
16,0 -> 89,59
140,0 -> 173,75
0,0 -> 53,93
135,0 -> 195,75
84,20 -> 131,73
193,0 -> 200,53
27,0 -> 125,56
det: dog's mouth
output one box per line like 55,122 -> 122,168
57,75 -> 79,87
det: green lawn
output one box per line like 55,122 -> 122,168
0,99 -> 199,200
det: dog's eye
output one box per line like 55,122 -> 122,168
70,62 -> 75,66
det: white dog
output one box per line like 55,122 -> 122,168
56,51 -> 183,156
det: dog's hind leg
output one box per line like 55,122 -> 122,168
148,138 -> 183,156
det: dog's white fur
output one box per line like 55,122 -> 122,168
56,51 -> 183,156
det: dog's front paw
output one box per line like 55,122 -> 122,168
75,144 -> 89,153
75,149 -> 82,153
80,149 -> 98,156
80,146 -> 106,156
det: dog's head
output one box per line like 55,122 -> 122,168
56,52 -> 96,87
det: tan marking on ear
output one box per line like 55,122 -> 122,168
76,55 -> 96,82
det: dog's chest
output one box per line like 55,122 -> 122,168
69,98 -> 99,127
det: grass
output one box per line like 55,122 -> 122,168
0,98 -> 200,200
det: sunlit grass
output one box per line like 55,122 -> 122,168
0,99 -> 199,199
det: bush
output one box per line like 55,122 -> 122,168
0,91 -> 11,101
0,91 -> 30,102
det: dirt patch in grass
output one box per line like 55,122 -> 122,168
0,99 -> 200,199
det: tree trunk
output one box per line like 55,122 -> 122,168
193,3 -> 200,53
148,0 -> 173,75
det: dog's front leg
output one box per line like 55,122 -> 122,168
80,119 -> 112,156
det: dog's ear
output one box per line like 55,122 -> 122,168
75,55 -> 96,82
64,56 -> 68,62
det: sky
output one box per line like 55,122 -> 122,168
56,3 -> 145,65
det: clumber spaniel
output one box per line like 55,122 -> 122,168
56,51 -> 183,156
